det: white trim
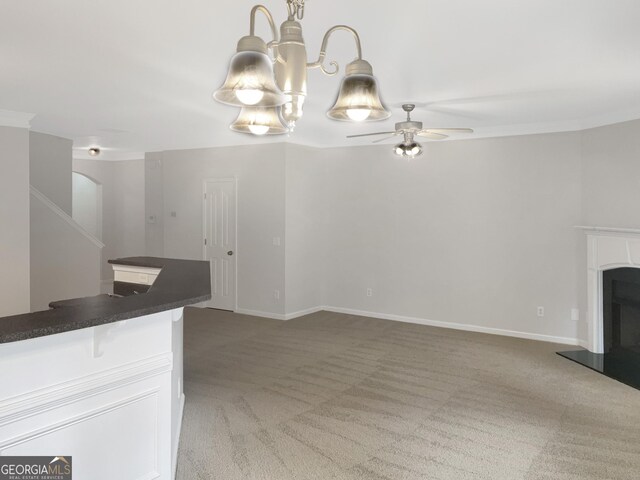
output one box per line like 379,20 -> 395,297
72,149 -> 145,162
30,185 -> 105,249
172,393 -> 185,480
234,306 -> 322,321
234,308 -> 287,320
0,109 -> 35,129
322,306 -> 580,345
0,353 -> 172,426
0,388 -> 162,480
578,339 -> 590,350
284,306 -> 324,320
582,230 -> 640,353
234,305 -> 580,345
575,225 -> 640,236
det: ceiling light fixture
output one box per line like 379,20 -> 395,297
394,133 -> 423,159
88,147 -> 101,156
231,107 -> 289,135
213,0 -> 390,135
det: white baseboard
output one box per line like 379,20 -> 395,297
231,305 -> 582,346
322,306 -> 581,346
284,306 -> 324,320
578,339 -> 590,349
172,393 -> 185,480
235,308 -> 287,320
235,306 -> 323,321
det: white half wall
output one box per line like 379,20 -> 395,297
0,126 -> 30,316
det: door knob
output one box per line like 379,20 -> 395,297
227,251 -> 233,256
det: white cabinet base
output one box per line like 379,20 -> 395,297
0,309 -> 185,480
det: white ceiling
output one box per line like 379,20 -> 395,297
2,0 -> 640,159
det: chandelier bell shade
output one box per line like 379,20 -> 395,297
213,1 -> 390,135
230,107 -> 289,135
213,37 -> 286,108
326,59 -> 390,122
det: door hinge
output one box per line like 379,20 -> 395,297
204,238 -> 207,245
204,193 -> 207,199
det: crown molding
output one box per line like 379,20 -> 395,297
73,149 -> 145,161
0,109 -> 36,129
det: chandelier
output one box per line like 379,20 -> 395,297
213,0 -> 391,135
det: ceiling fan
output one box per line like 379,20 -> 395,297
346,104 -> 473,158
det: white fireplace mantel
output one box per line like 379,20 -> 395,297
576,226 -> 640,353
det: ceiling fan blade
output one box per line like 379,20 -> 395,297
422,128 -> 474,134
346,131 -> 397,139
372,134 -> 399,144
417,131 -> 448,140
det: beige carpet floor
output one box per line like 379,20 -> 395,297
176,308 -> 640,480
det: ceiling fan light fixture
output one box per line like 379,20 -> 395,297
213,36 -> 286,107
393,141 -> 423,158
327,60 -> 391,122
230,106 -> 289,135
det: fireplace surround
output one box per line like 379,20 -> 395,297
582,226 -> 640,353
558,226 -> 640,389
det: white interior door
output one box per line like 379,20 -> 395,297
203,178 -> 237,310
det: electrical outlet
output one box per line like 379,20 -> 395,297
571,308 -> 579,321
273,237 -> 281,246
274,289 -> 280,301
537,306 -> 545,317
366,288 -> 373,297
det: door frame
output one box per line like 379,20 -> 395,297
202,177 -> 238,311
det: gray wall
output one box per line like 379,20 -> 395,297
581,118 -> 640,228
148,119 -> 640,344
145,153 -> 165,257
284,144 -> 327,314
29,131 -> 72,215
30,189 -> 102,311
150,144 -> 287,316
0,126 -> 30,316
73,158 -> 146,283
316,134 -> 583,342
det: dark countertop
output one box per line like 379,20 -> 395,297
0,257 -> 211,344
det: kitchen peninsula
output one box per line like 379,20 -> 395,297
0,257 -> 210,480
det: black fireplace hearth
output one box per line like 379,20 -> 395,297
559,267 -> 640,390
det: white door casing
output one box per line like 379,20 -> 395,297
203,178 -> 237,311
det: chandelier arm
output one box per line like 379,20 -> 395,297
249,5 -> 279,44
307,25 -> 363,77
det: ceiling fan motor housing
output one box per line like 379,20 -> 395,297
395,120 -> 422,132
